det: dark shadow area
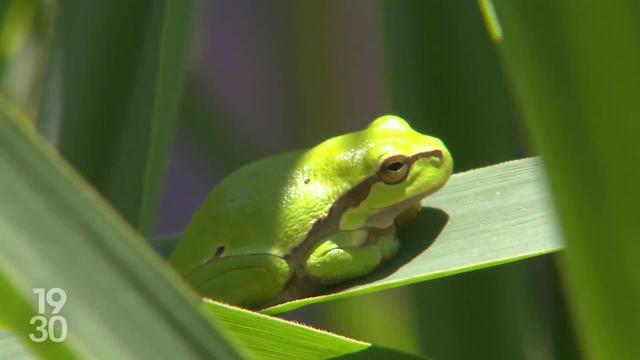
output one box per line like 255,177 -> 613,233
152,207 -> 449,304
325,207 -> 449,293
331,345 -> 431,360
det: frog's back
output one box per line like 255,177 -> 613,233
171,130 -> 379,274
212,151 -> 324,251
178,150 -> 344,264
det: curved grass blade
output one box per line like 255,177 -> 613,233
0,97 -> 244,358
53,0 -> 193,235
0,300 -> 427,360
492,0 -> 640,357
202,300 -> 427,360
152,158 -> 564,314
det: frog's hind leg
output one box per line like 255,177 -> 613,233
303,228 -> 398,284
185,254 -> 292,309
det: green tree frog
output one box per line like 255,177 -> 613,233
170,116 -> 453,309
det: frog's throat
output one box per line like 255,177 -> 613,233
359,189 -> 433,229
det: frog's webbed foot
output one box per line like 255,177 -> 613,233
303,227 -> 398,284
185,254 -> 292,309
263,227 -> 400,307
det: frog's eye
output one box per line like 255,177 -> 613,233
379,155 -> 410,184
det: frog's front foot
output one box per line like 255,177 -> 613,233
303,227 -> 398,284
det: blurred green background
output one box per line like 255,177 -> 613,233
0,0 -> 571,358
153,2 -> 574,358
157,1 -> 575,358
4,0 -> 640,358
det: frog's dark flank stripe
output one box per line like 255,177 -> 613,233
285,175 -> 379,274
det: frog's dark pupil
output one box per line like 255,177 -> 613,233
387,162 -> 404,172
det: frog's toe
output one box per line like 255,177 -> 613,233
185,254 -> 292,309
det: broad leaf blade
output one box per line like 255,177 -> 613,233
264,157 -> 562,314
0,99 -> 244,358
152,158 -> 563,314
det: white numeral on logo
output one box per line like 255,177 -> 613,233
46,288 -> 67,314
47,316 -> 68,342
28,316 -> 47,343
